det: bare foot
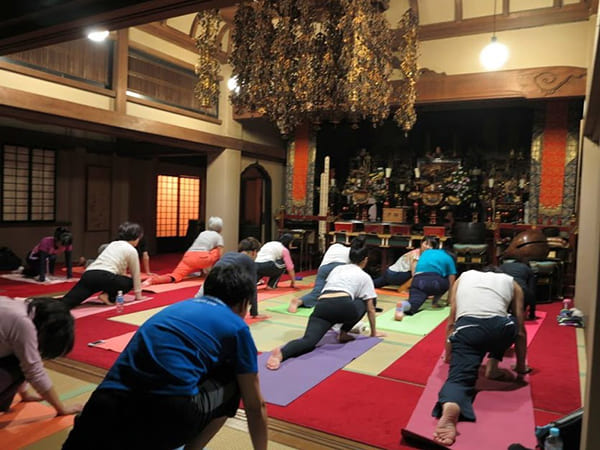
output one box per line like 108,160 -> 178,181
394,308 -> 405,321
266,347 -> 283,370
433,402 -> 460,446
142,278 -> 153,287
97,293 -> 113,305
287,298 -> 302,313
250,314 -> 271,320
338,331 -> 356,343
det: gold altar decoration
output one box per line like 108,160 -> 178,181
228,0 -> 419,136
194,10 -> 222,108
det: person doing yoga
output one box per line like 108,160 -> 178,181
267,239 -> 385,370
394,243 -> 457,321
145,217 -> 224,286
61,222 -> 143,309
372,236 -> 437,289
287,236 -> 366,313
433,267 -> 530,446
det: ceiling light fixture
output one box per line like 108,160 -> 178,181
479,0 -> 509,71
87,30 -> 109,42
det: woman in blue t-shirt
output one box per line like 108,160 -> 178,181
395,239 -> 457,321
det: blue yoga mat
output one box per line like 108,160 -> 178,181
258,331 -> 381,406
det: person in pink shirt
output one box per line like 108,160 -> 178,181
0,296 -> 81,416
254,234 -> 296,289
23,226 -> 73,281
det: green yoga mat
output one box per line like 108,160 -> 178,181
266,303 -> 313,317
376,301 -> 449,336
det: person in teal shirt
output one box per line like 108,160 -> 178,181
395,240 -> 457,321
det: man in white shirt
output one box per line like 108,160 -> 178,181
433,267 -> 530,446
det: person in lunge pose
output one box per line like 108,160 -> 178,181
267,238 -> 385,370
500,258 -> 537,320
372,236 -> 437,289
394,241 -> 457,321
287,236 -> 366,313
144,217 -> 224,286
61,222 -> 143,309
432,267 -> 530,446
195,237 -> 267,319
23,226 -> 74,281
0,296 -> 81,416
63,263 -> 268,450
255,234 -> 296,289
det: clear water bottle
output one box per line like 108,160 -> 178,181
544,427 -> 563,450
115,290 -> 124,313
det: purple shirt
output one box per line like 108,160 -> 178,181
31,236 -> 72,256
0,297 -> 52,394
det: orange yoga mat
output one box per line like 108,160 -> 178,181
0,400 -> 74,448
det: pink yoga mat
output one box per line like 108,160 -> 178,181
71,294 -> 153,319
88,331 -> 136,353
402,313 -> 546,449
142,278 -> 203,293
403,354 -> 537,449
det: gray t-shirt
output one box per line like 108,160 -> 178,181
188,230 -> 224,252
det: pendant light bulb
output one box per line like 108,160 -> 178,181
480,36 -> 509,71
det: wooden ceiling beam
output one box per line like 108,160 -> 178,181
0,0 -> 237,56
393,65 -> 587,105
410,2 -> 594,41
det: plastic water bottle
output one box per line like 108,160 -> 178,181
544,427 -> 563,450
116,290 -> 124,313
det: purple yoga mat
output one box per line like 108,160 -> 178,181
403,354 -> 537,449
258,331 -> 381,406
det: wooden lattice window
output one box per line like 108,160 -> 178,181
2,145 -> 56,222
156,175 -> 200,238
128,49 -> 218,117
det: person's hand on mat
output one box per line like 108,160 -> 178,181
57,403 -> 83,416
372,331 -> 386,338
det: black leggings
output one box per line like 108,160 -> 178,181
0,355 -> 25,412
62,270 -> 133,310
281,294 -> 366,361
63,368 -> 240,450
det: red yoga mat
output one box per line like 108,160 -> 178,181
528,302 -> 581,414
380,312 -> 547,385
267,370 -> 424,450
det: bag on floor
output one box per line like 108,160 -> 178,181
535,407 -> 582,449
0,246 -> 22,270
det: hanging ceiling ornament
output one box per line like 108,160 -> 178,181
194,9 -> 222,108
393,9 -> 419,132
228,0 -> 417,136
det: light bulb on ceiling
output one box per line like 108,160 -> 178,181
479,0 -> 509,71
227,76 -> 239,94
480,36 -> 509,70
87,30 -> 109,42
